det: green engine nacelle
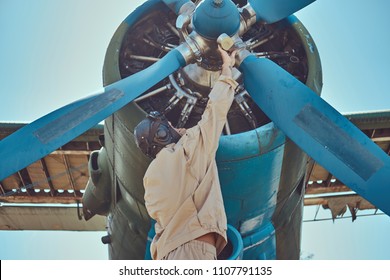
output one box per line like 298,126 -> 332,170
82,148 -> 112,220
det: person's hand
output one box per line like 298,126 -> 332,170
218,45 -> 236,77
218,45 -> 236,68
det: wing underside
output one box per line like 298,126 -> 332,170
1,110 -> 389,230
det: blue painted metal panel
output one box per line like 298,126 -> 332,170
217,123 -> 286,259
217,123 -> 285,162
242,222 -> 276,260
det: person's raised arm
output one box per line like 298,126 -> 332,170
219,46 -> 236,78
191,47 -> 238,156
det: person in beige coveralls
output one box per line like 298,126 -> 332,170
134,47 -> 237,260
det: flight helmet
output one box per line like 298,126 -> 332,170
134,111 -> 181,159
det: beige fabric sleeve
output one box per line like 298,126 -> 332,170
217,75 -> 239,90
193,76 -> 236,155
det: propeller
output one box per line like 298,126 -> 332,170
248,0 -> 316,24
239,54 -> 390,216
0,48 -> 187,181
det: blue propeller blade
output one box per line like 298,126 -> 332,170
0,49 -> 186,181
161,0 -> 190,14
239,54 -> 390,215
248,0 -> 316,24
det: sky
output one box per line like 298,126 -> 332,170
0,0 -> 389,260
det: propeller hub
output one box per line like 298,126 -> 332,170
192,0 -> 240,39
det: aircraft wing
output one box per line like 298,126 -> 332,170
0,123 -> 105,230
0,206 -> 105,231
1,110 -> 389,230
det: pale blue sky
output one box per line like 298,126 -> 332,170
0,0 -> 389,259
